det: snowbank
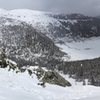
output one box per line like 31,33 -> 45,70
0,68 -> 100,100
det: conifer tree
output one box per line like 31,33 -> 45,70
0,48 -> 7,68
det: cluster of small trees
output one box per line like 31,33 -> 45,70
58,57 -> 100,86
52,57 -> 100,86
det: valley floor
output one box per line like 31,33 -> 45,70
0,68 -> 100,100
56,37 -> 100,61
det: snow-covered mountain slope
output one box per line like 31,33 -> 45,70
0,8 -> 100,100
0,8 -> 100,61
56,37 -> 100,61
0,13 -> 66,67
0,9 -> 100,42
0,9 -> 62,40
0,67 -> 100,100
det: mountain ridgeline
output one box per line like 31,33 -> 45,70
49,13 -> 100,41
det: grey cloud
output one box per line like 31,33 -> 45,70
0,0 -> 100,16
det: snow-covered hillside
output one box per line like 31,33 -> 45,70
0,8 -> 100,61
0,8 -> 96,41
56,37 -> 100,61
0,8 -> 100,100
0,67 -> 100,100
0,9 -> 61,39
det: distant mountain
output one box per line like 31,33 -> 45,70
0,9 -> 100,43
50,13 -> 100,41
0,9 -> 100,66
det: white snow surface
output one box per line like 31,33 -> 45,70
0,67 -> 100,100
56,37 -> 100,61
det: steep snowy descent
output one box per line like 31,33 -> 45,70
0,67 -> 100,100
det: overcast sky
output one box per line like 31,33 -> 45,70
0,0 -> 100,16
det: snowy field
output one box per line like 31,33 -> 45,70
56,37 -> 100,61
0,68 -> 100,100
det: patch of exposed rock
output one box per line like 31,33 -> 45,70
27,66 -> 71,87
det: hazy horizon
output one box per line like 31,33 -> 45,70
0,0 -> 100,16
